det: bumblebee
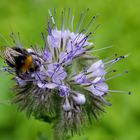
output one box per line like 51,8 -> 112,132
1,47 -> 40,74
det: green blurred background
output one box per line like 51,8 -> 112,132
0,0 -> 139,140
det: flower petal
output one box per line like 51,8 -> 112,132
87,60 -> 104,73
86,82 -> 108,96
37,81 -> 57,89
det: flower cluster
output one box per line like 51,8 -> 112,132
0,9 -> 130,136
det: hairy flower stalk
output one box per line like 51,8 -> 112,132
0,9 -> 130,138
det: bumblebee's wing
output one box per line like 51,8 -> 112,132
0,47 -> 22,66
0,46 -> 7,59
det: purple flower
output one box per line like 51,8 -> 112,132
46,28 -> 93,64
86,82 -> 108,96
46,63 -> 67,84
48,30 -> 61,48
59,85 -> 70,97
74,73 -> 89,84
73,60 -> 108,96
0,9 -> 130,136
43,48 -> 52,62
87,60 -> 106,77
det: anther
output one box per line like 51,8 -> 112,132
120,55 -> 125,58
113,69 -> 117,72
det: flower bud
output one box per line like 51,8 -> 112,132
72,93 -> 86,105
62,97 -> 71,111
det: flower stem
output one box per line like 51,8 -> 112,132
53,127 -> 63,140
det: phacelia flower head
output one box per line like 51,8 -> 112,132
0,9 -> 130,136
